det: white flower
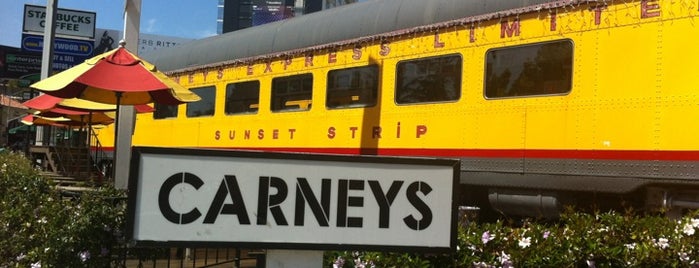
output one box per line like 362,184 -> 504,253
683,223 -> 695,236
654,238 -> 670,249
543,230 -> 551,239
679,252 -> 690,262
79,251 -> 90,262
472,261 -> 490,268
16,253 -> 26,261
692,218 -> 699,228
586,259 -> 596,268
498,251 -> 513,268
481,231 -> 495,244
625,243 -> 636,250
518,236 -> 531,248
31,261 -> 41,268
332,256 -> 345,268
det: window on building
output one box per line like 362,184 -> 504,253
395,54 -> 462,104
187,86 -> 216,117
326,65 -> 378,109
225,81 -> 260,114
485,39 -> 573,98
153,103 -> 178,119
271,74 -> 313,112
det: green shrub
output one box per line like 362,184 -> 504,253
326,208 -> 699,267
4,151 -> 699,267
0,151 -> 127,267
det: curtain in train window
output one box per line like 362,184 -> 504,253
271,74 -> 313,112
186,86 -> 216,117
485,40 -> 573,98
153,103 -> 178,119
225,81 -> 260,115
326,65 -> 378,109
395,54 -> 461,104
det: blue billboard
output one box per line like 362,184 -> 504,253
21,33 -> 93,71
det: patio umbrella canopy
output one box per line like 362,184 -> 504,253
28,42 -> 198,180
23,94 -> 155,113
38,108 -> 115,125
30,42 -> 199,105
21,114 -> 74,127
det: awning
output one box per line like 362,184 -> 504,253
8,124 -> 35,135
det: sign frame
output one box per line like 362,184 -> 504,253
126,146 -> 459,253
23,4 -> 96,39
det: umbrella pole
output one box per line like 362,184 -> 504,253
79,115 -> 85,177
87,112 -> 93,183
112,92 -> 122,182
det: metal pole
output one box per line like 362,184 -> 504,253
40,0 -> 57,87
35,0 -> 59,150
114,0 -> 141,189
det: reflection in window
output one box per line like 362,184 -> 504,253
225,81 -> 260,115
327,65 -> 378,109
153,103 -> 178,119
485,40 -> 573,98
187,86 -> 216,117
396,54 -> 461,104
271,74 -> 313,112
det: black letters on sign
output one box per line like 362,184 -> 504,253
257,176 -> 289,225
158,172 -> 203,224
203,175 -> 251,224
294,177 -> 331,226
337,179 -> 364,228
368,180 -> 403,228
403,181 -> 433,230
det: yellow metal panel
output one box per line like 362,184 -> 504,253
94,0 -> 699,156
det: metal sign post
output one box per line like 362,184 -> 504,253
114,0 -> 140,189
35,0 -> 59,147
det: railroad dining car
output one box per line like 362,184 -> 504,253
97,0 -> 699,218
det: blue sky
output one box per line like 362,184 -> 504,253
0,0 -> 218,48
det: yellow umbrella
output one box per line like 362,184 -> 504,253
29,42 -> 198,180
30,44 -> 199,105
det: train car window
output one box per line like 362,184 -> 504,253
326,65 -> 379,109
153,103 -> 178,119
395,54 -> 461,104
485,40 -> 573,98
186,86 -> 216,117
271,73 -> 313,112
225,81 -> 260,115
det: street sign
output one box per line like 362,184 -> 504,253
23,4 -> 96,39
127,147 -> 459,252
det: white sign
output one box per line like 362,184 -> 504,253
127,147 -> 458,252
93,29 -> 193,56
23,5 -> 96,39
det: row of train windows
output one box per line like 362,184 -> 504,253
154,39 -> 573,119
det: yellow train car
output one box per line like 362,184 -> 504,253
96,0 -> 699,217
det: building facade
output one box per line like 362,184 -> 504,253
218,0 -> 358,34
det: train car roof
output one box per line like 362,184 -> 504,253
143,0 -> 570,72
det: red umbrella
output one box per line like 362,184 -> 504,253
30,42 -> 199,106
23,94 -> 155,113
29,42 -> 197,180
38,107 -> 115,125
21,114 -> 74,127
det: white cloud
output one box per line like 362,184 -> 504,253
144,18 -> 158,33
